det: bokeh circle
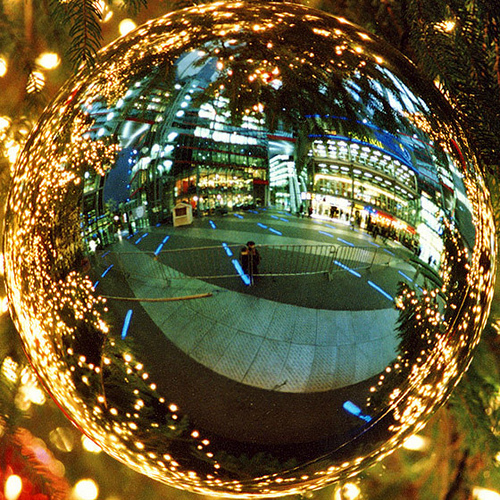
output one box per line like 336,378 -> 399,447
3,2 -> 496,496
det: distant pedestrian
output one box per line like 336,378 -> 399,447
246,240 -> 261,277
240,246 -> 250,275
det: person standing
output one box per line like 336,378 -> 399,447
246,241 -> 261,278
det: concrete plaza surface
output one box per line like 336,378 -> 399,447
95,208 -> 424,394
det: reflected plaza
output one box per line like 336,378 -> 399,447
3,2 -> 495,497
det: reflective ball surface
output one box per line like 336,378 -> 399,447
3,2 -> 496,496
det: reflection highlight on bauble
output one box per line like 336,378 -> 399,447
3,1 -> 496,497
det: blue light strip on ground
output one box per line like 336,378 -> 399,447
232,259 -> 251,285
154,235 -> 170,256
248,210 -> 259,214
257,223 -> 268,229
121,310 -> 133,339
368,241 -> 380,247
343,400 -> 372,422
319,230 -> 334,238
271,215 -> 279,219
269,227 -> 282,236
209,220 -> 217,229
222,242 -> 233,257
337,237 -> 355,247
93,280 -> 99,289
101,264 -> 113,278
135,232 -> 149,245
383,248 -> 396,256
279,218 -> 289,222
398,270 -> 413,282
234,214 -> 244,219
367,280 -> 394,301
334,260 -> 361,278
101,251 -> 110,258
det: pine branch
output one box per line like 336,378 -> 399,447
49,0 -> 104,70
119,0 -> 149,15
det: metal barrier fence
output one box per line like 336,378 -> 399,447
99,243 -> 399,284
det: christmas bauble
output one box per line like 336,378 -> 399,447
3,2 -> 496,496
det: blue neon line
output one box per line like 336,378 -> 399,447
343,400 -> 372,422
319,230 -> 334,238
231,259 -> 251,285
249,210 -> 259,214
101,264 -> 113,278
367,280 -> 394,301
279,218 -> 289,222
323,224 -> 336,229
398,270 -> 413,282
234,214 -> 244,219
135,232 -> 149,245
334,260 -> 361,278
156,223 -> 161,227
209,220 -> 217,229
269,227 -> 282,236
383,248 -> 396,256
271,215 -> 279,219
257,223 -> 268,229
222,242 -> 233,257
101,251 -> 110,258
93,280 -> 99,289
337,237 -> 355,247
121,310 -> 133,339
154,235 -> 170,256
368,241 -> 380,247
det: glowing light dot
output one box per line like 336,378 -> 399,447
73,479 -> 99,500
4,475 -> 23,500
82,436 -> 102,453
119,19 -> 137,36
36,52 -> 60,69
0,57 -> 7,77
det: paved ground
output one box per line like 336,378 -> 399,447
90,207 -> 431,445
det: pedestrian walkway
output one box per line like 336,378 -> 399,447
108,240 -> 400,392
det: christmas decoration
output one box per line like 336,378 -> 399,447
0,427 -> 70,500
2,1 -> 496,496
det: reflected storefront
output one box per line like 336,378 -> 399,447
3,2 -> 496,498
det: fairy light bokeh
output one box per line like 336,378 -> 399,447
2,2 -> 496,497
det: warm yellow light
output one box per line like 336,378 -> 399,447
81,435 -> 102,453
4,475 -> 23,500
119,19 -> 137,36
25,384 -> 46,405
6,141 -> 21,168
73,479 -> 99,500
26,70 -> 45,93
402,434 -> 429,451
473,487 -> 500,500
0,57 -> 7,77
334,483 -> 361,500
435,19 -> 456,33
97,0 -> 113,22
443,20 -> 456,32
36,52 -> 60,70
